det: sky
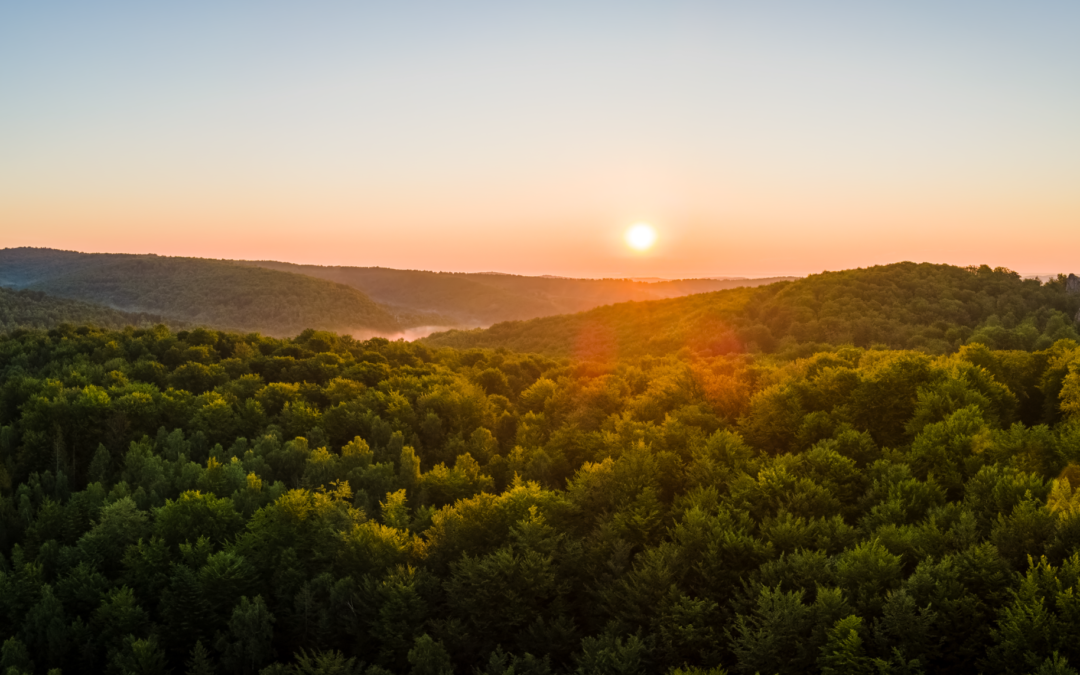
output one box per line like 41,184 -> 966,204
1,1 -> 1078,279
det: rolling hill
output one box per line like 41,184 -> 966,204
0,248 -> 422,337
0,286 -> 179,333
0,248 -> 797,337
238,259 -> 796,326
422,262 -> 1080,358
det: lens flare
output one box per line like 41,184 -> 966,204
626,223 -> 657,251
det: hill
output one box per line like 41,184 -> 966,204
0,248 -> 434,337
422,262 -> 1080,358
0,286 -> 178,333
239,259 -> 796,326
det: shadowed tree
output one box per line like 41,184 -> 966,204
218,596 -> 275,675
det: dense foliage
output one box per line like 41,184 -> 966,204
5,322 -> 1080,673
0,288 -> 177,334
0,249 -> 441,337
242,260 -> 794,327
425,263 -> 1080,358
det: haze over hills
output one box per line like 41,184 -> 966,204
5,251 -> 1076,360
0,248 -> 795,337
0,248 -> 413,337
237,259 -> 796,326
0,286 -> 181,333
422,262 -> 1080,358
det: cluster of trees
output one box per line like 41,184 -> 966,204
4,323 -> 1080,672
425,263 -> 1080,358
0,288 -> 177,334
0,249 -> 447,337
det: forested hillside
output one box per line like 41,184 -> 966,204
424,263 -> 1080,358
0,288 -> 178,333
239,260 -> 795,327
0,249 -> 443,337
0,248 -> 794,337
4,322 -> 1080,673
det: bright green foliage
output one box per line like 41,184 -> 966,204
817,615 -> 874,675
3,318 -> 1080,673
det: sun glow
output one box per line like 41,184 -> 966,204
626,223 -> 657,251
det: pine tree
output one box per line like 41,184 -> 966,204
161,565 -> 213,659
88,443 -> 112,484
186,640 -> 215,675
218,596 -> 275,675
818,616 -> 875,675
0,636 -> 34,674
108,635 -> 168,675
407,635 -> 454,675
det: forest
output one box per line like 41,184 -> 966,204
3,263 -> 1080,673
424,263 -> 1080,358
0,288 -> 178,335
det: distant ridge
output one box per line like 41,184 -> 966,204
421,262 -> 1080,358
236,259 -> 797,327
0,247 -> 797,338
0,248 -> 416,337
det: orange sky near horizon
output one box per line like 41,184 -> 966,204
2,2 -> 1078,279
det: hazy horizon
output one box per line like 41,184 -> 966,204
4,244 -> 1078,284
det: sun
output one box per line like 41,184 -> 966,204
625,223 -> 657,251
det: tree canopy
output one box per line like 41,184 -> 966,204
0,287 -> 178,334
2,315 -> 1080,672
